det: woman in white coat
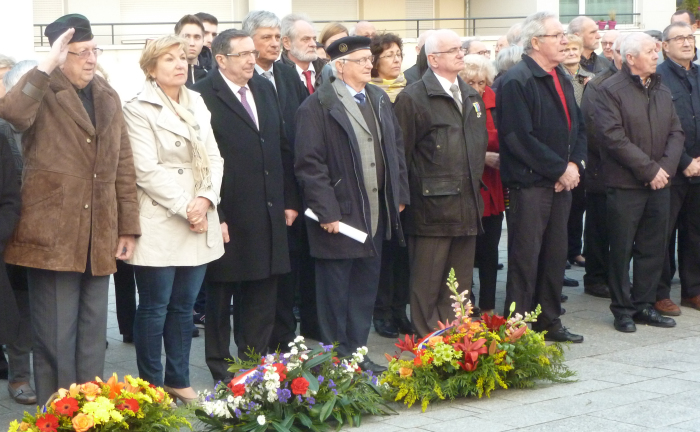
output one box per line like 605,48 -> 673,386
123,35 -> 224,403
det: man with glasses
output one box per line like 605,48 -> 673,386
568,16 -> 611,73
0,14 -> 140,402
295,36 -> 409,373
192,29 -> 300,381
393,29 -> 487,337
654,22 -> 700,315
497,11 -> 586,343
600,30 -> 619,62
175,15 -> 208,87
463,37 -> 491,59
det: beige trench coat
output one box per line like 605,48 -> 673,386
123,81 -> 224,267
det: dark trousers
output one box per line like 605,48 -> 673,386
474,212 -> 504,311
409,235 -> 476,337
505,187 -> 571,331
607,188 -> 669,318
114,260 -> 136,337
583,192 -> 609,288
5,264 -> 32,384
316,229 -> 383,358
205,276 -> 278,381
567,176 -> 586,261
374,236 -> 410,321
657,183 -> 700,300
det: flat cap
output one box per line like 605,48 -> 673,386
45,14 -> 93,46
327,36 -> 371,60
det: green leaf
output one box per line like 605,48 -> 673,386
303,352 -> 332,370
272,422 -> 291,432
302,370 -> 320,392
297,412 -> 314,428
319,394 -> 337,421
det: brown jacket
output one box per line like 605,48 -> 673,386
0,68 -> 140,276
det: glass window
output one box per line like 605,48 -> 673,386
560,0 -> 634,25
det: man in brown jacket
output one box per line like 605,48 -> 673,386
0,15 -> 140,402
596,32 -> 684,333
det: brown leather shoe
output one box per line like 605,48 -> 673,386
654,299 -> 681,316
681,295 -> 700,311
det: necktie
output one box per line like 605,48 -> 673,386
237,87 -> 257,127
450,84 -> 462,114
262,70 -> 274,83
354,92 -> 366,105
302,70 -> 314,94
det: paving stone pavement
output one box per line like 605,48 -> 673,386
2,228 -> 700,431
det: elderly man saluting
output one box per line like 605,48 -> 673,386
295,36 -> 409,373
0,14 -> 140,402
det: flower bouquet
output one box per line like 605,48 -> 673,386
195,337 -> 394,431
7,374 -> 191,432
381,269 -> 575,411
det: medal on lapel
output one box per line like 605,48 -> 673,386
473,102 -> 482,118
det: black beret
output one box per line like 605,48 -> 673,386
327,36 -> 371,60
45,14 -> 93,46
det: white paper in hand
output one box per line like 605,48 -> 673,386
304,208 -> 368,243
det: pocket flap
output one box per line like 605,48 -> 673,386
421,179 -> 462,196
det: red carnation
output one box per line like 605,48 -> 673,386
54,396 -> 80,417
36,414 -> 59,432
116,398 -> 140,412
273,363 -> 287,381
290,377 -> 309,395
227,380 -> 246,397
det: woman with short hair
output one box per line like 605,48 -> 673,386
369,33 -> 407,103
460,54 -> 503,315
123,34 -> 224,403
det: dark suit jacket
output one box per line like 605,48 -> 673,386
193,72 -> 300,282
268,62 -> 308,150
0,133 -> 20,344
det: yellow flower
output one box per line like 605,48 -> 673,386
72,413 -> 95,432
7,420 -> 19,432
19,422 -> 30,431
82,396 -> 116,424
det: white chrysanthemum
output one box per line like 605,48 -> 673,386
294,336 -> 305,343
299,344 -> 308,350
267,390 -> 278,402
258,415 -> 266,425
290,347 -> 299,355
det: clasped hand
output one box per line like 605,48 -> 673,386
187,197 -> 211,233
554,163 -> 580,192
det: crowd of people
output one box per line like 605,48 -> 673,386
0,7 -> 699,408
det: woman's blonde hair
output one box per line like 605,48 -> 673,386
139,35 -> 187,80
565,33 -> 583,50
460,54 -> 497,86
319,22 -> 348,47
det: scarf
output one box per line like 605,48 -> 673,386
368,74 -> 407,103
153,81 -> 213,193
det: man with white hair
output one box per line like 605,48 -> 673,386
404,30 -> 435,84
497,11 -> 586,343
294,36 -> 409,373
596,32 -> 684,332
495,35 -> 508,56
506,22 -> 523,46
600,30 -> 619,61
394,29 -> 487,337
278,14 -> 325,94
351,21 -> 377,38
568,16 -> 610,73
579,33 -> 627,300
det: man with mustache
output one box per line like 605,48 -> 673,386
278,14 -> 325,94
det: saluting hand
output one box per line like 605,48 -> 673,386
39,28 -> 75,75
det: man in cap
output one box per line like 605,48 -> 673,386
0,14 -> 140,402
295,36 -> 409,373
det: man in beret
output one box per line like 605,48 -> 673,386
0,14 -> 140,402
295,36 -> 409,373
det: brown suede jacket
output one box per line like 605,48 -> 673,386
0,68 -> 140,276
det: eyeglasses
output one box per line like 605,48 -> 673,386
226,50 -> 260,59
668,35 -> 696,44
431,47 -> 466,56
475,50 -> 491,56
342,56 -> 373,66
67,48 -> 103,59
537,33 -> 566,41
379,52 -> 403,61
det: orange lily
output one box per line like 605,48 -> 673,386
505,326 -> 527,343
105,373 -> 125,399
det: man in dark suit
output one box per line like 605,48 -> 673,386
192,29 -> 300,382
279,14 -> 325,94
242,10 -> 321,349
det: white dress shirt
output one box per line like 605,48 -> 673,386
219,70 -> 259,128
254,63 -> 276,90
434,73 -> 461,102
295,63 -> 316,92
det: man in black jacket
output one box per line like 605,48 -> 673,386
580,33 -> 627,300
295,36 -> 409,373
596,32 -> 685,332
242,10 -> 321,348
567,16 -> 611,74
193,29 -> 300,380
394,29 -> 486,338
497,11 -> 586,343
195,12 -> 218,70
655,22 -> 700,314
175,15 -> 209,87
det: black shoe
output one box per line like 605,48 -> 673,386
561,294 -> 568,303
565,262 -> 571,270
193,312 -> 206,328
122,334 -> 134,344
373,318 -> 399,339
560,307 -> 566,315
633,308 -> 677,328
614,315 -> 636,333
563,276 -> 579,287
394,316 -> 415,335
358,360 -> 387,374
469,306 -> 482,318
0,352 -> 8,380
192,325 -> 200,338
497,263 -> 504,270
543,327 -> 584,343
584,284 -> 611,298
